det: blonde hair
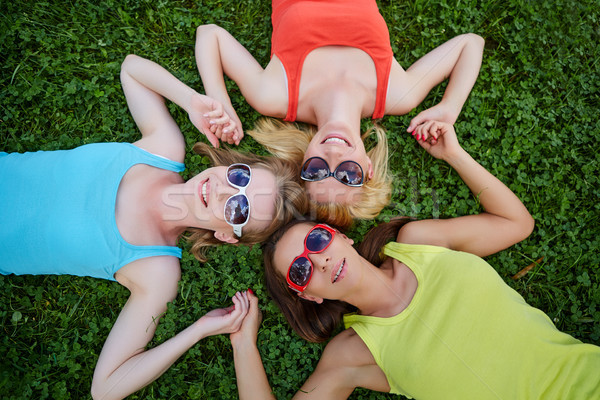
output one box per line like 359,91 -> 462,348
186,143 -> 309,262
248,118 -> 392,228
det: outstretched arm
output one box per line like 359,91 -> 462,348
398,121 -> 534,257
385,33 -> 484,132
91,258 -> 249,400
230,293 -> 382,400
230,291 -> 277,400
195,25 -> 286,133
121,54 -> 237,156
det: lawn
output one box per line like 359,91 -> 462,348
1,0 -> 599,399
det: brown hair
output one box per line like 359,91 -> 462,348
263,218 -> 413,343
248,118 -> 392,229
186,143 -> 309,262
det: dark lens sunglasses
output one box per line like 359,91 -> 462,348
301,157 -> 364,187
286,224 -> 336,293
224,163 -> 251,237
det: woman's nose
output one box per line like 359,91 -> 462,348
308,252 -> 330,271
322,146 -> 346,159
215,177 -> 238,199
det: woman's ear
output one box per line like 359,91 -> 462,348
298,292 -> 324,304
367,157 -> 374,180
338,232 -> 354,245
214,231 -> 239,244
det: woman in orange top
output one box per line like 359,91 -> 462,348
195,0 -> 485,223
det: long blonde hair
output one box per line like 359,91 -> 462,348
186,143 -> 309,262
248,118 -> 392,228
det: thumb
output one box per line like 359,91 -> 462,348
407,112 -> 427,133
204,129 -> 220,148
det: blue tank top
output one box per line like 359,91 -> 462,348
0,143 -> 185,281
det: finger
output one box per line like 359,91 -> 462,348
230,292 -> 243,316
411,122 -> 424,141
233,129 -> 244,145
204,129 -> 220,148
222,120 -> 236,134
407,114 -> 424,133
414,120 -> 433,142
232,292 -> 249,326
428,121 -> 443,140
203,101 -> 224,118
223,305 -> 235,314
210,114 -> 230,126
213,125 -> 224,140
417,137 -> 432,151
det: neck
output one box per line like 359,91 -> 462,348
347,259 -> 416,318
311,83 -> 364,138
156,181 -> 203,237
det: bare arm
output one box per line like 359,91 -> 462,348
121,54 -> 237,156
398,121 -> 534,257
385,33 -> 485,132
230,294 -> 387,400
91,258 -> 249,400
195,25 -> 286,128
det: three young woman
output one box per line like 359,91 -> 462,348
228,122 -> 600,399
195,0 -> 485,222
0,55 -> 307,399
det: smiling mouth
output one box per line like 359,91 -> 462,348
332,258 -> 346,283
321,135 -> 351,146
200,180 -> 209,207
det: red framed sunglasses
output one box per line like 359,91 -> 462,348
286,224 -> 336,293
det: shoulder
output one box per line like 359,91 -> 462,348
396,219 -> 452,248
250,58 -> 289,118
322,328 -> 367,360
311,329 -> 390,393
116,256 -> 181,301
133,136 -> 186,164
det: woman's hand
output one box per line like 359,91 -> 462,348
230,290 -> 262,348
406,101 -> 460,133
197,291 -> 250,337
412,120 -> 463,161
189,93 -> 244,147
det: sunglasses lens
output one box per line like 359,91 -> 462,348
289,257 -> 312,286
227,164 -> 251,187
335,161 -> 363,185
224,194 -> 249,225
306,227 -> 333,252
301,158 -> 329,181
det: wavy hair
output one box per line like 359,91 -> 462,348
248,118 -> 392,229
263,218 -> 413,343
186,143 -> 309,262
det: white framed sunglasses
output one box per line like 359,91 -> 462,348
223,163 -> 252,237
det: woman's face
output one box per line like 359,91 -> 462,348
273,223 -> 360,301
186,165 -> 277,241
302,121 -> 373,204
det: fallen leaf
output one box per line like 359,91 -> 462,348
511,257 -> 544,280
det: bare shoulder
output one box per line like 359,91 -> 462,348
133,134 -> 186,164
115,256 -> 181,300
385,59 -> 420,115
396,219 -> 451,248
304,329 -> 390,395
322,328 -> 373,366
251,57 -> 289,118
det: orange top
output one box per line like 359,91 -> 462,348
271,0 -> 394,121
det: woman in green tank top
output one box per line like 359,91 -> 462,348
227,121 -> 600,399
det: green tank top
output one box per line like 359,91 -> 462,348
343,242 -> 600,399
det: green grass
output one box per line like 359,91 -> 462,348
1,0 -> 599,399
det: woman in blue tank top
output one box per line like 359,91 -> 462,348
226,122 -> 600,399
0,55 -> 307,399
